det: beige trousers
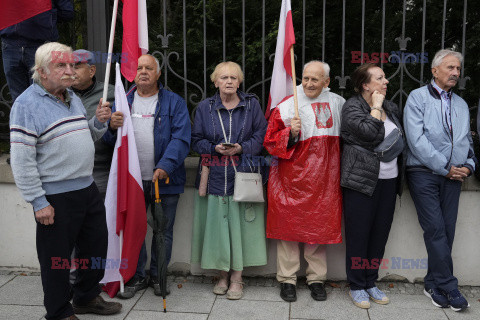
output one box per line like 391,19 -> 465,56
276,240 -> 327,285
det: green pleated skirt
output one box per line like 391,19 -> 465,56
191,193 -> 268,271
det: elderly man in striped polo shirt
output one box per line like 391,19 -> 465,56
9,42 -> 121,320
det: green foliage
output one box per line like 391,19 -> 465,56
58,0 -> 87,50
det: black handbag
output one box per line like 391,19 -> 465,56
351,128 -> 404,162
373,128 -> 404,162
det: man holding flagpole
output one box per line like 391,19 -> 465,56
105,54 -> 191,298
72,49 -> 116,198
264,61 -> 345,302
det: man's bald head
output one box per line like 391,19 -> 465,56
302,61 -> 330,99
134,55 -> 161,94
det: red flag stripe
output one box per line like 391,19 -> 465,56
121,0 -> 139,81
282,10 -> 295,77
120,172 -> 146,281
120,0 -> 148,81
0,0 -> 51,30
116,136 -> 129,234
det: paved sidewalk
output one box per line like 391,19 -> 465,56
0,271 -> 478,320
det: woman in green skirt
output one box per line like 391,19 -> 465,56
191,61 -> 268,300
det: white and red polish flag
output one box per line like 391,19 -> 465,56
0,0 -> 51,30
265,0 -> 296,119
102,63 -> 147,298
121,0 -> 149,81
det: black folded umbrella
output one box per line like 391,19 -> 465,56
151,179 -> 168,312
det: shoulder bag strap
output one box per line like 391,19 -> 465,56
216,109 -> 257,174
216,109 -> 238,174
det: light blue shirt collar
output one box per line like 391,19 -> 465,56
431,80 -> 452,101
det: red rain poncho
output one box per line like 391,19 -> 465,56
264,86 -> 344,244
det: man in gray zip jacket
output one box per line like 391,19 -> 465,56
404,49 -> 474,312
72,49 -> 115,197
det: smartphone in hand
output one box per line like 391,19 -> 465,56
221,143 -> 235,148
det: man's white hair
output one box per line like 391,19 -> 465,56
31,42 -> 72,82
431,49 -> 463,68
303,60 -> 330,78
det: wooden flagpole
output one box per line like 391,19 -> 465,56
290,46 -> 299,117
102,0 -> 119,102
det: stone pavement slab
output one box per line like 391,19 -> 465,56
125,310 -> 208,320
367,304 -> 448,320
0,275 -> 43,306
443,303 -> 480,319
382,293 -> 443,310
0,274 -> 15,287
0,304 -> 46,319
60,291 -> 144,320
216,283 -> 284,302
134,282 -> 214,314
209,299 -> 289,320
363,293 -> 479,320
1,274 -> 479,319
290,289 -> 369,320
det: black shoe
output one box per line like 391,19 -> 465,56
280,283 -> 297,302
73,295 -> 122,315
308,282 -> 327,301
117,276 -> 148,299
149,277 -> 171,296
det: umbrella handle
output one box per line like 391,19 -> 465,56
154,177 -> 169,203
155,180 -> 160,203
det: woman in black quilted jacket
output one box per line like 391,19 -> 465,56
340,63 -> 406,309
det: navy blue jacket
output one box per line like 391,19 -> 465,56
1,0 -> 74,46
104,84 -> 191,194
192,91 -> 267,196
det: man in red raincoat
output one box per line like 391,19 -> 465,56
264,61 -> 344,302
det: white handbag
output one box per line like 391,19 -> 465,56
217,109 -> 265,203
232,168 -> 264,203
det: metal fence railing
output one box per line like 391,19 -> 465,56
1,0 -> 478,149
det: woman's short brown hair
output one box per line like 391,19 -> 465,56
351,63 -> 378,93
210,61 -> 244,84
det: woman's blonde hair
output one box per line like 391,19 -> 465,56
210,61 -> 244,84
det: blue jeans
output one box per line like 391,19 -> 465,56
135,180 -> 179,279
1,41 -> 38,101
407,170 -> 461,292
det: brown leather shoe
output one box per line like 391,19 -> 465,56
73,295 -> 122,315
61,316 -> 79,320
